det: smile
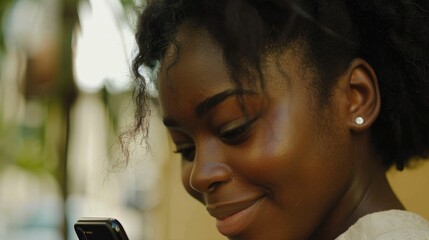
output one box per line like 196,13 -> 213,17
206,195 -> 265,236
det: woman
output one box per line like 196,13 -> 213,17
131,0 -> 429,239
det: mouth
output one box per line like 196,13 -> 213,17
207,195 -> 265,236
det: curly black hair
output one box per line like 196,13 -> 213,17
131,0 -> 429,170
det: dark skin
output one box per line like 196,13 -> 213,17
158,24 -> 404,240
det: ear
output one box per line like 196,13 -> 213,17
344,58 -> 381,132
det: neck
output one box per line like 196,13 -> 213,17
310,152 -> 404,240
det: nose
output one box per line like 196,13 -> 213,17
189,141 -> 232,193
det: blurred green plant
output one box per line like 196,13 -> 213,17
0,0 -> 79,239
0,0 -> 17,172
0,1 -> 140,238
0,0 -> 13,56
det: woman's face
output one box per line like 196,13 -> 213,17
158,26 -> 355,240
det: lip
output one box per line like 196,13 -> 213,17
207,195 -> 265,236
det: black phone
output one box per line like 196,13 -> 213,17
74,217 -> 129,240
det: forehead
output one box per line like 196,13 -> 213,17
157,25 -> 234,115
159,25 -> 229,86
157,24 -> 315,120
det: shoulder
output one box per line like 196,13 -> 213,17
336,210 -> 429,240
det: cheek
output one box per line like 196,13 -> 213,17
226,111 -> 353,237
230,104 -> 352,201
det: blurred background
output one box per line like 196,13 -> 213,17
0,0 -> 428,240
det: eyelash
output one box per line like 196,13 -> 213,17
174,145 -> 195,162
173,118 -> 257,161
219,117 -> 257,144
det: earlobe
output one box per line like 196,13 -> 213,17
346,59 -> 381,132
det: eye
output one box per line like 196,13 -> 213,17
219,117 -> 257,144
174,144 -> 195,162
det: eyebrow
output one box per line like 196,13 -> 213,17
195,89 -> 256,118
162,89 -> 256,128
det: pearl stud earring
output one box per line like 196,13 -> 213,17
355,116 -> 364,125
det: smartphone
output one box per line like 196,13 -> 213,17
74,217 -> 129,240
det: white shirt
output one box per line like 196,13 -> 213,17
336,210 -> 429,240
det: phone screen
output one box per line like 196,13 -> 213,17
74,218 -> 129,240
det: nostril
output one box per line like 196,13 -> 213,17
207,181 -> 221,192
189,162 -> 232,193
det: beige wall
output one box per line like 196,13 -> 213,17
148,106 -> 224,240
164,152 -> 224,240
388,161 -> 429,220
